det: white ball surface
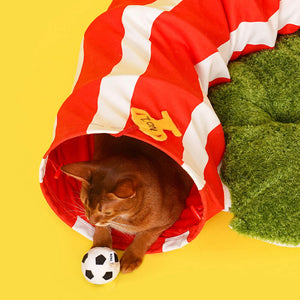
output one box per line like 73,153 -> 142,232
81,247 -> 120,284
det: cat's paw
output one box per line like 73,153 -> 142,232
120,251 -> 143,273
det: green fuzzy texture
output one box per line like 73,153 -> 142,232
208,30 -> 300,246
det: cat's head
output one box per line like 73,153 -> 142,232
61,159 -> 139,226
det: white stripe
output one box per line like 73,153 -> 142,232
217,162 -> 232,212
87,0 -> 182,134
194,52 -> 230,95
218,10 -> 279,63
39,157 -> 48,183
182,96 -> 221,190
278,0 -> 300,29
72,38 -> 84,91
162,231 -> 189,252
222,183 -> 231,212
147,0 -> 182,11
72,216 -> 94,241
87,75 -> 140,134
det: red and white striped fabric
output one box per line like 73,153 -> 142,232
39,0 -> 300,253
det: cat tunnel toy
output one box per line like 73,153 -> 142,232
39,0 -> 300,253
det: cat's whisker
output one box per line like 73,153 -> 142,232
71,189 -> 81,196
65,208 -> 85,213
62,200 -> 85,209
73,208 -> 86,214
46,183 -> 86,212
70,193 -> 82,201
67,203 -> 85,210
67,207 -> 85,212
63,202 -> 85,212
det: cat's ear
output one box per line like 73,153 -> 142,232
61,162 -> 96,183
113,178 -> 136,199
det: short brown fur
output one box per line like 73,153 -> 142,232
61,134 -> 193,273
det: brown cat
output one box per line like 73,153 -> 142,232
61,134 -> 193,273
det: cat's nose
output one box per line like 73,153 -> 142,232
89,213 -> 100,225
89,213 -> 105,226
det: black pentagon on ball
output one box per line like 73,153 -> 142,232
114,253 -> 119,263
102,271 -> 113,281
85,270 -> 94,280
82,253 -> 88,263
95,254 -> 106,265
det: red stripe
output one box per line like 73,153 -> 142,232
221,0 -> 279,32
143,8 -> 205,96
46,81 -> 100,156
73,8 -> 126,90
170,0 -> 231,61
209,77 -> 231,88
278,24 -> 300,35
203,125 -> 225,220
231,44 -> 274,61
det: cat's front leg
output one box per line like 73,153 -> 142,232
92,226 -> 112,248
120,227 -> 165,273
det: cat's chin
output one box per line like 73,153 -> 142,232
95,222 -> 108,227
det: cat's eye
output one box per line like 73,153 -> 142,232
104,211 -> 112,216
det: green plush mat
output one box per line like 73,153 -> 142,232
209,31 -> 300,246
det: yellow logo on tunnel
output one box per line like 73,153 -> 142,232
131,107 -> 182,141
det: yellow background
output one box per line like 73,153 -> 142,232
1,0 -> 299,299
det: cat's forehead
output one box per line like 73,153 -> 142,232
86,186 -> 118,210
88,176 -> 118,198
91,165 -> 132,187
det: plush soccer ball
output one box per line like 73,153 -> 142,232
81,247 -> 120,284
